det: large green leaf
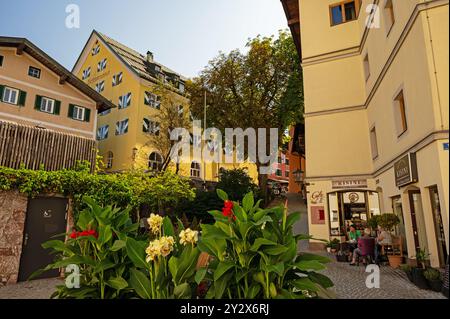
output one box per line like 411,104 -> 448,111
94,259 -> 115,273
76,210 -> 93,230
233,205 -> 247,222
297,253 -> 332,264
250,238 -> 277,251
294,260 -> 326,271
168,256 -> 179,280
201,224 -> 229,240
176,245 -> 200,284
268,262 -> 285,276
162,217 -> 175,237
98,225 -> 113,246
308,272 -> 334,289
110,240 -> 126,252
174,283 -> 192,299
285,212 -> 301,230
264,245 -> 289,256
107,276 -> 128,291
195,267 -> 207,285
41,240 -> 73,255
242,191 -> 254,212
213,261 -> 235,281
129,268 -> 151,299
216,189 -> 228,201
126,237 -> 148,270
292,278 -> 319,292
214,273 -> 232,299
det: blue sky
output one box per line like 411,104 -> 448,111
0,0 -> 288,78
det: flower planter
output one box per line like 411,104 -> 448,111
387,255 -> 403,269
412,268 -> 429,290
427,279 -> 442,293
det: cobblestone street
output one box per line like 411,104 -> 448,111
0,278 -> 60,299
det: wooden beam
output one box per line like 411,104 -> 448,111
16,43 -> 25,55
59,74 -> 68,85
288,17 -> 299,26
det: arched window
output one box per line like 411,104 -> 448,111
106,151 -> 113,169
190,161 -> 201,178
149,152 -> 163,171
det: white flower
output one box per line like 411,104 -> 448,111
145,236 -> 175,262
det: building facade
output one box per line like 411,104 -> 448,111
282,0 -> 449,267
72,31 -> 258,183
0,36 -> 114,171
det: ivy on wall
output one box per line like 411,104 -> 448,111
0,162 -> 196,214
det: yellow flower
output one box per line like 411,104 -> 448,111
179,228 -> 199,246
145,239 -> 162,262
159,236 -> 175,257
147,213 -> 163,235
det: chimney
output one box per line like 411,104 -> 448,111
146,51 -> 154,62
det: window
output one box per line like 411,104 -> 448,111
119,92 -> 132,109
276,169 -> 282,177
99,108 -> 111,116
92,45 -> 100,56
363,53 -> 370,81
97,58 -> 107,72
143,118 -> 160,135
370,127 -> 379,159
330,0 -> 360,26
190,161 -> 201,178
2,86 -> 19,105
394,91 -> 408,137
179,82 -> 185,93
285,171 -> 290,178
106,151 -> 113,169
384,0 -> 395,35
97,125 -> 109,140
285,159 -> 290,166
115,119 -> 129,135
278,157 -> 282,164
149,152 -> 163,171
144,91 -> 161,109
112,72 -> 123,86
82,67 -> 91,80
96,80 -> 105,93
0,55 -> 3,67
28,66 -> 41,79
68,104 -> 90,122
35,96 -> 60,114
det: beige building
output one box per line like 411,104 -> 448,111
0,37 -> 113,139
282,0 -> 448,267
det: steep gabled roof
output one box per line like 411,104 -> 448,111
0,36 -> 115,112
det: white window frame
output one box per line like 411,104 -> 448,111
28,66 -> 41,79
116,119 -> 129,136
190,162 -> 201,178
97,125 -> 109,140
82,67 -> 91,80
40,97 -> 55,114
149,152 -> 163,171
2,86 -> 19,105
73,105 -> 86,121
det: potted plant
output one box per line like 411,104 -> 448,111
412,249 -> 431,290
400,264 -> 413,282
326,239 -> 340,254
378,214 -> 402,268
424,268 -> 442,292
367,215 -> 380,237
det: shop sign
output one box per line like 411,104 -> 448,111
394,153 -> 418,187
332,179 -> 368,189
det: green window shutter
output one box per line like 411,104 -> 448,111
18,91 -> 27,106
0,85 -> 4,100
54,100 -> 61,115
84,108 -> 91,122
35,95 -> 42,110
68,104 -> 75,118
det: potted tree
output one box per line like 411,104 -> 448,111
378,214 -> 402,268
367,215 -> 380,237
412,249 -> 430,290
326,239 -> 340,254
400,264 -> 413,282
424,268 -> 442,292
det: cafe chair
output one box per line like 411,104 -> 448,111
356,237 -> 376,266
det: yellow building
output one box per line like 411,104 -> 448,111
72,31 -> 258,183
282,0 -> 449,267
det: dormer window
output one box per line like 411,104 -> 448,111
97,58 -> 107,72
92,45 -> 100,56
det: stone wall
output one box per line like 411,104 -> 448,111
0,191 -> 28,285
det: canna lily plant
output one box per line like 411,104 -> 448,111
196,189 -> 335,299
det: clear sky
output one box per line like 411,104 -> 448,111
0,0 -> 288,78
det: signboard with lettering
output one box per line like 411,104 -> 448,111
332,179 -> 368,189
394,153 -> 418,187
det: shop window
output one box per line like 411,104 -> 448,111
393,90 -> 408,137
330,0 -> 361,26
370,127 -> 379,159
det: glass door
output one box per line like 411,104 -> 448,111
408,190 -> 429,253
429,187 -> 448,267
392,196 -> 407,254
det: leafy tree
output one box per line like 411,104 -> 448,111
140,83 -> 191,173
187,30 -> 303,198
216,168 -> 259,201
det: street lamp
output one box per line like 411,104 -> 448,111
293,169 -> 304,184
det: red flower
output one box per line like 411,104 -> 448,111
222,201 -> 236,221
224,200 -> 233,209
70,231 -> 78,239
69,229 -> 98,239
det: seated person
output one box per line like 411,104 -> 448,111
375,226 -> 392,264
348,224 -> 361,243
350,228 -> 375,266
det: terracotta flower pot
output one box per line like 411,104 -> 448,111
388,255 -> 403,269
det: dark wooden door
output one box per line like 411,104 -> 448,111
408,190 -> 421,253
18,197 -> 68,282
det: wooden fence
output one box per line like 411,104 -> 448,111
0,121 -> 97,172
